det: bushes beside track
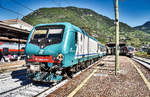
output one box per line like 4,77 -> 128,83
135,51 -> 150,58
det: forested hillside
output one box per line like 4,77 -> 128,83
22,6 -> 150,47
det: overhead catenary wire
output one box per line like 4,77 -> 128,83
0,0 -> 24,16
12,0 -> 34,11
0,6 -> 24,16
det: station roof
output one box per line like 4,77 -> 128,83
0,21 -> 30,40
106,42 -> 126,47
2,19 -> 33,31
0,37 -> 26,43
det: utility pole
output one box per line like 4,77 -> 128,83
114,0 -> 120,75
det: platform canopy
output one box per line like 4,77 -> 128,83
0,21 -> 30,41
106,42 -> 126,47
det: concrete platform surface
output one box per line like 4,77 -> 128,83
47,56 -> 150,97
0,60 -> 25,73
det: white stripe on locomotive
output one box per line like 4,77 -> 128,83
75,32 -> 101,59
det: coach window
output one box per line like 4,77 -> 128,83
75,32 -> 78,44
100,47 -> 102,52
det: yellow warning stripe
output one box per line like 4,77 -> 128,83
129,58 -> 150,91
67,67 -> 98,97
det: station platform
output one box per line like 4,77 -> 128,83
47,56 -> 150,97
0,60 -> 25,72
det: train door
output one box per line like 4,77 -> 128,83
87,37 -> 89,59
97,44 -> 101,55
97,44 -> 99,54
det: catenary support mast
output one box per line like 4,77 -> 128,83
114,0 -> 120,75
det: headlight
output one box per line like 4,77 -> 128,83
27,55 -> 33,59
57,54 -> 64,61
30,65 -> 40,71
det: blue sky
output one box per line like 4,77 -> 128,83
0,0 -> 150,27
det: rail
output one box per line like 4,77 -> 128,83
132,56 -> 150,70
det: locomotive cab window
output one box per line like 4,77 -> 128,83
31,29 -> 47,40
30,25 -> 65,46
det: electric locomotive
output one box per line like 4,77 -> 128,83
25,22 -> 106,82
126,46 -> 135,57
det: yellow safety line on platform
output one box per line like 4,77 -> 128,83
67,67 -> 98,97
129,58 -> 150,91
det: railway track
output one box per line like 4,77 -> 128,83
132,56 -> 150,70
0,68 -> 53,97
1,82 -> 51,97
0,57 -> 105,97
0,69 -> 30,96
0,69 -> 27,80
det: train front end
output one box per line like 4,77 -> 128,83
126,46 -> 135,57
25,24 -> 65,82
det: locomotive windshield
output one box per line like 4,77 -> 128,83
128,46 -> 134,52
30,25 -> 65,48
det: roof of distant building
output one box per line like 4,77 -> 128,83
1,19 -> 33,30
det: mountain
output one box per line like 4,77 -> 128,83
135,21 -> 150,34
22,6 -> 150,47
